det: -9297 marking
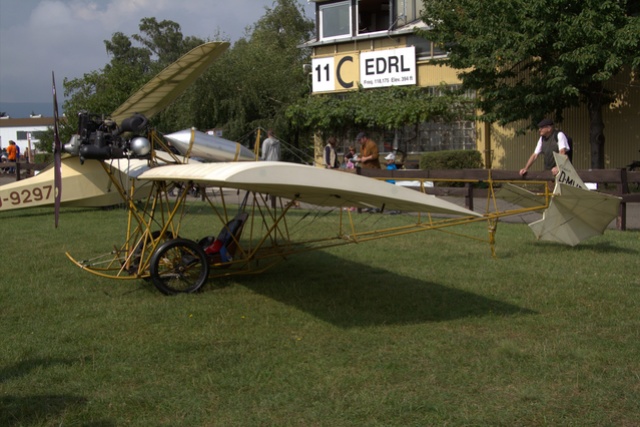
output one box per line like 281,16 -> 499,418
0,185 -> 53,208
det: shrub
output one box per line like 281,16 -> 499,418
34,153 -> 53,163
419,150 -> 483,187
419,150 -> 483,170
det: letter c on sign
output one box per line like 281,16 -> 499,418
337,56 -> 354,89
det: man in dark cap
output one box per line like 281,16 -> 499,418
519,118 -> 571,176
355,131 -> 381,169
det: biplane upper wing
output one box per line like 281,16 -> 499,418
1,42 -> 230,213
110,41 -> 229,124
138,162 -> 482,217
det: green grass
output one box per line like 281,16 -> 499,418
1,206 -> 639,426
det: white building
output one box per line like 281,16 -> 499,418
0,115 -> 53,155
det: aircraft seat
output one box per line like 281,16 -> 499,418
203,212 -> 249,264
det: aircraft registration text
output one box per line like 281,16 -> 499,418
0,185 -> 53,209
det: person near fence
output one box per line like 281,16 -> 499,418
344,146 -> 356,169
355,131 -> 380,169
384,152 -> 397,184
519,118 -> 571,177
6,140 -> 18,174
261,129 -> 281,161
260,129 -> 283,207
1,148 -> 8,174
324,136 -> 339,169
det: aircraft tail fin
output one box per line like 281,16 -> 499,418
553,152 -> 586,193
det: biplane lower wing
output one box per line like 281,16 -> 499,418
138,161 -> 482,217
0,152 -> 205,212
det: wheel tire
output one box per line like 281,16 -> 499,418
149,238 -> 210,295
128,230 -> 175,276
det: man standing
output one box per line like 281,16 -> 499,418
260,129 -> 281,208
355,131 -> 380,169
520,119 -> 571,176
6,140 -> 18,174
261,129 -> 281,161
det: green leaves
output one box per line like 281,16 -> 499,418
62,17 -> 203,135
422,0 -> 639,125
184,0 -> 315,145
286,85 -> 473,133
421,0 -> 639,167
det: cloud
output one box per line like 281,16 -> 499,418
0,0 -> 315,103
30,1 -> 77,27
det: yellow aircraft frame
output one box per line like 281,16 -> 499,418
65,163 -> 552,295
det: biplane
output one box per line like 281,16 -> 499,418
0,42 -> 622,295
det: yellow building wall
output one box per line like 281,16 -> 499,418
313,37 -> 408,57
416,61 -> 463,86
311,39 -> 638,170
491,69 -> 640,171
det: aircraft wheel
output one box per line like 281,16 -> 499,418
149,238 -> 210,295
128,230 -> 175,276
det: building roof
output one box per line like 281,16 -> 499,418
301,18 -> 429,48
0,117 -> 55,127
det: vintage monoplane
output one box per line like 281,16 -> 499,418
0,42 -> 249,216
0,42 -> 621,295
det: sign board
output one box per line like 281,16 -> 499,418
360,47 -> 416,89
312,57 -> 336,93
311,46 -> 416,93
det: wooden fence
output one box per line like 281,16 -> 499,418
1,161 -> 638,230
359,167 -> 640,231
0,161 -> 49,179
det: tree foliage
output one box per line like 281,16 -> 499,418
61,18 -> 203,144
421,0 -> 640,168
192,0 -> 315,147
58,0 -> 314,155
286,85 -> 473,134
132,18 -> 205,68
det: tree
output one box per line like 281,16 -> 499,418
59,1 -> 314,156
193,0 -> 315,150
286,85 -> 473,134
421,0 -> 640,168
132,18 -> 198,68
62,18 -> 204,140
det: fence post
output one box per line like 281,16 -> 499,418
617,168 -> 627,231
465,183 -> 474,211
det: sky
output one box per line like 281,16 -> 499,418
0,0 -> 315,106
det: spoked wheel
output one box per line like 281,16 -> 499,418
128,230 -> 175,276
149,238 -> 210,295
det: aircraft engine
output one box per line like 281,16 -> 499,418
131,136 -> 151,156
64,112 -> 151,163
